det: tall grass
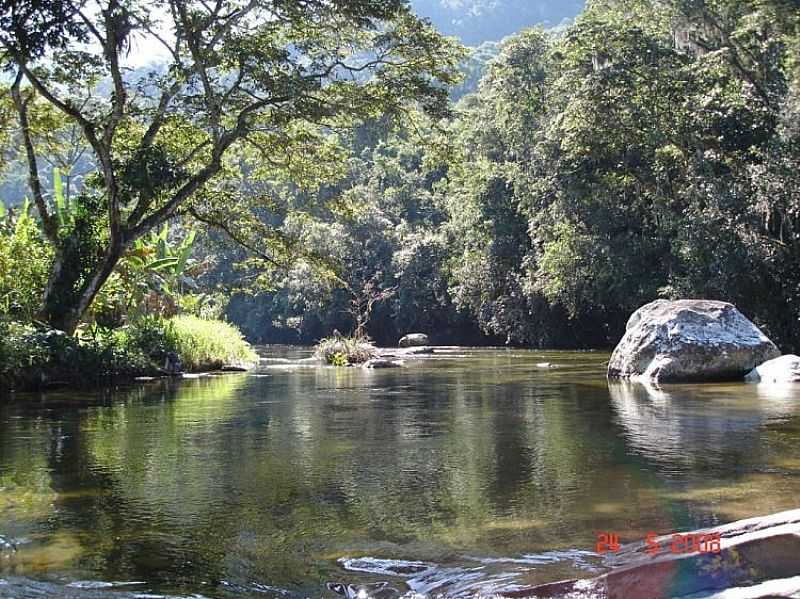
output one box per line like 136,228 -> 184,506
315,334 -> 378,365
164,315 -> 259,371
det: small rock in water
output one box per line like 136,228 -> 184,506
536,362 -> 553,368
746,354 -> 800,384
363,359 -> 403,369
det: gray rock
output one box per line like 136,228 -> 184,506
398,333 -> 430,348
746,354 -> 800,384
163,351 -> 183,375
363,359 -> 402,369
608,299 -> 780,383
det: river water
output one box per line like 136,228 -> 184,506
1,347 -> 800,598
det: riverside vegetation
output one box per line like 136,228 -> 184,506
1,0 -> 800,388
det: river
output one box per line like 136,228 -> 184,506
1,347 -> 800,598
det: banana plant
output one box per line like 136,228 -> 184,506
52,167 -> 79,231
118,224 -> 200,317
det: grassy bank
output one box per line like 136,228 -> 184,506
0,316 -> 258,392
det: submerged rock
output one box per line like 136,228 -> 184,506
400,346 -> 434,355
746,354 -> 800,384
398,333 -> 429,348
608,299 -> 779,383
363,359 -> 403,369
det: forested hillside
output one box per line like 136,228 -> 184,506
411,0 -> 584,44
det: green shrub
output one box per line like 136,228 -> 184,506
0,203 -> 53,321
315,334 -> 378,365
0,316 -> 257,391
117,316 -> 176,365
0,320 -> 152,390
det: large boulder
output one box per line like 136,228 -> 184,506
746,354 -> 800,384
398,333 -> 429,348
608,300 -> 780,383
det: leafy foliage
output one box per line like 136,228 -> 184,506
2,0 -> 465,334
228,0 -> 800,352
0,315 -> 257,390
0,199 -> 52,320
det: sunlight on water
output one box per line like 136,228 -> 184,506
1,347 -> 799,597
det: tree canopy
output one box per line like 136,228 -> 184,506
1,0 -> 799,353
0,0 -> 463,333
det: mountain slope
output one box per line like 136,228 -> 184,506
410,0 -> 585,45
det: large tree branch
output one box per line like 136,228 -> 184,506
187,206 -> 285,268
207,0 -> 257,51
76,8 -> 107,46
10,71 -> 59,241
97,0 -> 131,241
126,145 -> 228,240
102,0 -> 127,147
16,62 -> 102,151
139,80 -> 183,150
174,0 -> 221,139
127,90 -> 289,238
125,139 -> 212,228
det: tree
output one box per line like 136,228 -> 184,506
1,0 -> 463,333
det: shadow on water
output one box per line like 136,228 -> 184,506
1,347 -> 800,597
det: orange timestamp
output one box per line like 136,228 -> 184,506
596,531 -> 722,556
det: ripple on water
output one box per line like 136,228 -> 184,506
334,550 -> 603,598
0,576 -> 210,598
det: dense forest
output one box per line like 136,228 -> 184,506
226,0 -> 800,351
1,0 -> 800,379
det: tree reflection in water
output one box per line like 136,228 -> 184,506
1,349 -> 800,597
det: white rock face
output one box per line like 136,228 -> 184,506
746,354 -> 800,384
607,299 -> 780,383
398,333 -> 430,348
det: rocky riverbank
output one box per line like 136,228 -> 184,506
510,509 -> 800,598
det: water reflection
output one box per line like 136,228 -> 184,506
608,381 -> 800,469
1,349 -> 799,597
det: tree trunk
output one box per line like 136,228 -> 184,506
39,238 -> 124,335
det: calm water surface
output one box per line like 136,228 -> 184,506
1,347 -> 800,598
